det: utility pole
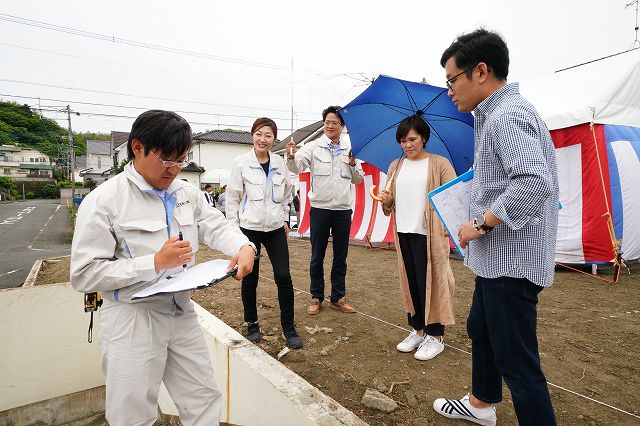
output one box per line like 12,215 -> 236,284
290,57 -> 294,135
66,105 -> 76,204
627,0 -> 640,48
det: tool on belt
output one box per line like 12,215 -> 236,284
84,292 -> 102,343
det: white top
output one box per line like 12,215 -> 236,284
226,149 -> 292,232
395,157 -> 429,235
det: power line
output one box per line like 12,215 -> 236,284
0,41 -> 243,84
0,13 -> 290,71
0,92 -> 319,123
0,77 -> 319,117
33,107 -> 305,132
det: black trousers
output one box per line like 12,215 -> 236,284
469,276 -> 556,425
240,227 -> 295,333
397,232 -> 444,337
309,207 -> 351,303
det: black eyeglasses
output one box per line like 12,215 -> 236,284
445,64 -> 478,91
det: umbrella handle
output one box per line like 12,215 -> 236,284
369,185 -> 383,202
369,176 -> 394,202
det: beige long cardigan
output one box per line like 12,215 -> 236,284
382,153 -> 457,326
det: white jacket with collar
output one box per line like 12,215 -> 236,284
287,134 -> 364,210
70,162 -> 250,312
226,149 -> 293,232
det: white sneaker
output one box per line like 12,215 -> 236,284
396,330 -> 424,352
414,335 -> 444,360
433,393 -> 496,426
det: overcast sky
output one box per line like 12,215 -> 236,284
0,1 -> 637,136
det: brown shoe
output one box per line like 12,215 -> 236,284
329,298 -> 357,313
307,298 -> 322,315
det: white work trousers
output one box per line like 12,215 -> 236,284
99,302 -> 222,426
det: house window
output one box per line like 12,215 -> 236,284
98,157 -> 102,169
188,151 -> 194,161
30,158 -> 34,162
3,168 -> 10,174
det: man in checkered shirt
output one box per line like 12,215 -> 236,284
432,29 -> 559,426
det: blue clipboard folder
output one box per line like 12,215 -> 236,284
428,169 -> 474,257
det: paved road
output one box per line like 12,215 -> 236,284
0,199 -> 72,288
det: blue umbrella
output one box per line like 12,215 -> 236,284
340,74 -> 474,175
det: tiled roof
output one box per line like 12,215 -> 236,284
182,162 -> 205,173
111,131 -> 129,151
87,140 -> 112,156
193,130 -> 253,144
272,121 -> 324,152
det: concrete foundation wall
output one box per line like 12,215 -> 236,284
0,284 -> 105,413
193,303 -> 367,426
0,283 -> 366,425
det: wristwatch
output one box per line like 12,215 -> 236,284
241,242 -> 258,255
473,213 -> 493,234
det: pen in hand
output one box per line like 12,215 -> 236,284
178,231 -> 187,270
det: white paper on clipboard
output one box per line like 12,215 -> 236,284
428,169 -> 474,256
132,259 -> 234,299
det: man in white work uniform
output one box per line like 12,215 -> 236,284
70,109 -> 256,426
286,106 -> 364,315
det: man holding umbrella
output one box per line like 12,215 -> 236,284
286,106 -> 364,315
432,29 -> 558,426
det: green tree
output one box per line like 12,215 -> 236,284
0,101 -> 100,162
0,176 -> 15,190
42,183 -> 59,199
83,178 -> 97,190
114,158 -> 131,174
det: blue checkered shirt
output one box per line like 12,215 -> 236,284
466,83 -> 559,287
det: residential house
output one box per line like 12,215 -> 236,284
192,130 -> 255,189
0,145 -> 53,180
111,131 -> 130,169
74,140 -> 113,184
178,162 -> 205,189
271,121 -> 325,191
271,120 -> 324,156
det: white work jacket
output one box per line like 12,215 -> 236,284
70,162 -> 250,313
226,149 -> 293,232
287,134 -> 364,210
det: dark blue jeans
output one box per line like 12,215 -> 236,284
309,207 -> 351,303
469,276 -> 556,425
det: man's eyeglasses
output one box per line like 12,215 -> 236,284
324,120 -> 342,127
445,64 -> 478,91
151,151 -> 190,168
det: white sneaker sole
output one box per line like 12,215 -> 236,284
433,399 -> 496,426
396,345 -> 420,353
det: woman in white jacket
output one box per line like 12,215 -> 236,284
226,117 -> 302,349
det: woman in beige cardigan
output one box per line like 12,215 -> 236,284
379,114 -> 456,361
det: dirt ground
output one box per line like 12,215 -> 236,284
38,240 -> 639,425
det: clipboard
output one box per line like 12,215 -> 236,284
428,169 -> 474,256
131,256 -> 260,299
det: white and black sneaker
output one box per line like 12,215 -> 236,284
433,393 -> 496,426
396,330 -> 425,352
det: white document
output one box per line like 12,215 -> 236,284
428,169 -> 473,256
132,259 -> 235,299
